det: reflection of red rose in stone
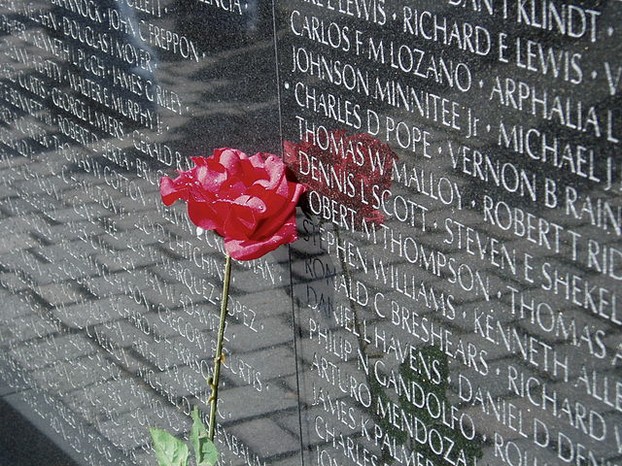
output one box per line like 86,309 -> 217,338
284,130 -> 396,228
160,148 -> 306,261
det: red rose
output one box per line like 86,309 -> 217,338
160,148 -> 305,261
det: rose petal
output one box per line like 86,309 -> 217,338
195,164 -> 226,193
235,195 -> 267,214
252,154 -> 288,196
160,176 -> 188,206
224,217 -> 298,261
223,203 -> 258,237
251,182 -> 305,239
188,200 -> 220,231
214,148 -> 247,177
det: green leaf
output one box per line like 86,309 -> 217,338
190,407 -> 218,466
150,428 -> 190,466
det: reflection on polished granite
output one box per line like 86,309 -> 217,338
0,0 -> 620,465
0,1 -> 299,465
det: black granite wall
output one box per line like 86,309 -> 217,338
0,1 -> 620,465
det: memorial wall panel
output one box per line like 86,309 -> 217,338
0,0 -> 620,465
0,0 -> 300,464
278,0 -> 622,465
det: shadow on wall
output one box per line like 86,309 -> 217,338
0,398 -> 79,466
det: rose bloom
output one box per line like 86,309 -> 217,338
160,148 -> 305,261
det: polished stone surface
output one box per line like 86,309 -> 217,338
0,0 -> 620,465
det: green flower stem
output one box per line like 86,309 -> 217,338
208,253 -> 232,442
